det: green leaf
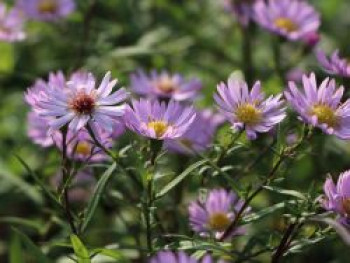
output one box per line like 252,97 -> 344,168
156,159 -> 207,199
9,233 -> 24,263
242,202 -> 287,223
12,228 -> 52,263
91,248 -> 125,260
81,162 -> 116,232
70,234 -> 91,263
14,155 -> 61,208
0,42 -> 14,73
263,186 -> 307,200
0,217 -> 43,232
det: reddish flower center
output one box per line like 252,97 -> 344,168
155,77 -> 177,94
274,18 -> 298,33
38,0 -> 58,14
70,92 -> 96,115
208,212 -> 231,232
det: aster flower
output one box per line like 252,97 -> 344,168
18,0 -> 75,21
220,0 -> 257,26
124,99 -> 196,140
285,73 -> 350,139
149,251 -> 215,263
0,3 -> 25,42
316,49 -> 350,78
321,171 -> 350,226
253,0 -> 320,41
33,71 -> 128,134
54,128 -> 113,162
27,111 -> 55,147
214,78 -> 286,140
130,70 -> 202,102
189,189 -> 249,240
165,109 -> 225,154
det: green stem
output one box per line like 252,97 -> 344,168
272,37 -> 285,83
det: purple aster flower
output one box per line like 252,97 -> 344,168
165,109 -> 225,155
54,127 -> 112,162
124,99 -> 196,140
214,78 -> 286,140
253,0 -> 320,41
285,73 -> 350,139
17,0 -> 75,21
33,71 -> 128,135
27,111 -> 55,147
149,251 -> 216,263
321,171 -> 350,226
130,70 -> 202,102
0,3 -> 25,42
189,189 -> 249,240
220,0 -> 257,26
316,49 -> 350,78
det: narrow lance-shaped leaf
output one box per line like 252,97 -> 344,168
12,228 -> 52,263
9,232 -> 24,263
80,162 -> 116,232
156,159 -> 207,199
14,155 -> 61,208
70,234 -> 91,263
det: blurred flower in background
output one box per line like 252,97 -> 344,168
129,70 -> 202,102
124,99 -> 196,140
214,77 -> 286,140
165,109 -> 225,155
0,3 -> 26,42
17,0 -> 75,21
316,49 -> 350,78
149,251 -> 216,263
189,188 -> 249,240
253,0 -> 320,41
219,0 -> 257,26
321,171 -> 350,226
285,73 -> 350,139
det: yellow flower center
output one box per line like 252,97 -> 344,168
38,0 -> 58,14
310,104 -> 338,127
75,141 -> 92,156
155,77 -> 176,94
208,213 -> 231,232
274,18 -> 298,33
147,121 -> 169,138
235,103 -> 261,125
342,198 -> 350,216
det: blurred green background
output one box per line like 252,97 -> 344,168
1,0 -> 350,262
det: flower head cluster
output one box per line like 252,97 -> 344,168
18,0 -> 75,21
124,99 -> 196,140
214,78 -> 285,140
28,71 -> 127,134
165,109 -> 225,154
189,189 -> 249,240
0,3 -> 25,42
322,171 -> 350,226
253,0 -> 320,41
285,73 -> 350,139
316,49 -> 350,78
130,70 -> 202,102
